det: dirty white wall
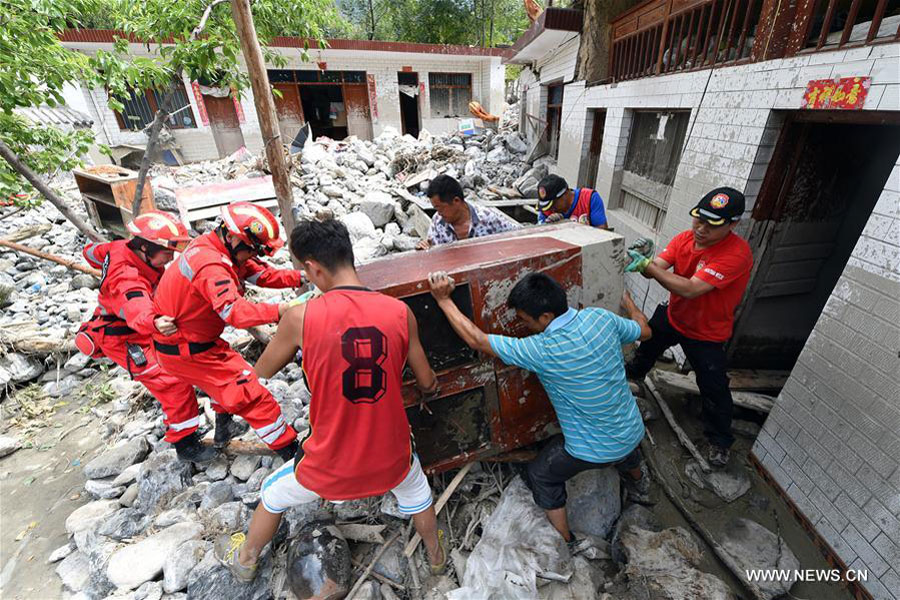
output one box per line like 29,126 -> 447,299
62,38 -> 504,162
519,39 -> 900,599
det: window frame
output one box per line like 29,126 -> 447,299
545,83 -> 565,160
113,80 -> 197,132
428,72 -> 473,118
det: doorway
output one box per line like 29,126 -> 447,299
579,109 -> 606,189
727,111 -> 900,370
398,72 -> 421,138
203,94 -> 245,158
299,84 -> 347,140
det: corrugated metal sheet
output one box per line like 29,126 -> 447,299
16,105 -> 94,128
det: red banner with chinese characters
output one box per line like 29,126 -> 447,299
191,81 -> 209,126
367,74 -> 379,120
803,77 -> 870,110
231,92 -> 245,124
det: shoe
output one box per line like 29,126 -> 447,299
174,432 -> 218,464
565,530 -> 579,552
274,440 -> 299,463
214,413 -> 249,449
214,532 -> 257,583
622,463 -> 655,505
707,444 -> 730,468
429,529 -> 448,576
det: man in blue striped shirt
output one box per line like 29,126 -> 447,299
429,271 -> 653,543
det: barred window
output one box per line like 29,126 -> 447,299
114,80 -> 197,131
429,73 -> 472,118
623,111 -> 689,186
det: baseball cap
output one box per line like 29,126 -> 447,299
537,175 -> 569,211
689,187 -> 745,226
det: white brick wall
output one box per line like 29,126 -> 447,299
64,40 -> 504,161
517,39 -> 900,599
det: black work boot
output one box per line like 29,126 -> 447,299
214,413 -> 250,449
174,432 -> 218,463
274,440 -> 299,463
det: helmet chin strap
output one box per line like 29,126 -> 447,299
219,224 -> 255,262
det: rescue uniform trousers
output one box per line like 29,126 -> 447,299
86,326 -> 199,444
155,340 -> 297,450
625,304 -> 735,449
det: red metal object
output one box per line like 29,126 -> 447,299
358,229 -> 592,474
191,81 -> 210,126
802,77 -> 870,110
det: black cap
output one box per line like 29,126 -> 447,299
537,175 -> 569,211
690,187 -> 745,226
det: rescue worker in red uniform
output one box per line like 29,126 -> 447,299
152,202 -> 302,462
78,211 -> 218,461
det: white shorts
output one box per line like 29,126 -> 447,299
260,454 -> 433,516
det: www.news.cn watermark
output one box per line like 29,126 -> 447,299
745,569 -> 869,583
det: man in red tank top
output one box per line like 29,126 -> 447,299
215,219 -> 446,583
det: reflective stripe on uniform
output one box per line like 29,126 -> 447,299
218,303 -> 234,320
178,255 -> 195,281
255,415 -> 287,444
85,244 -> 101,266
169,416 -> 200,431
245,273 -> 260,285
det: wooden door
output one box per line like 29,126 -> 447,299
342,84 -> 373,141
273,83 -> 305,144
204,95 -> 245,158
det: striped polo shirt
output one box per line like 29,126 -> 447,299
488,307 -> 645,463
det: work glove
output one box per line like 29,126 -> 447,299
544,212 -> 565,223
625,250 -> 652,273
628,237 -> 655,257
287,288 -> 320,307
576,214 -> 591,225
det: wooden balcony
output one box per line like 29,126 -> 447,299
608,0 -> 900,82
610,0 -> 763,81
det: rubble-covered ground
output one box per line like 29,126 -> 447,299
0,106 -> 854,600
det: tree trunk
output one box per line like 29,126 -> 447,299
367,0 -> 376,40
0,138 -> 106,242
576,0 -> 639,83
131,108 -> 167,218
230,0 -> 299,267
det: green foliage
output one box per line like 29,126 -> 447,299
505,64 -> 523,82
0,0 -> 338,202
335,0 -> 529,47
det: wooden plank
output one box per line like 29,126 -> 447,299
816,0 -> 839,50
648,369 -> 776,413
866,0 -> 888,43
839,0 -> 863,47
644,377 -> 712,472
403,462 -> 473,558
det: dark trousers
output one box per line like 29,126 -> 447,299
524,435 -> 642,510
626,304 -> 735,449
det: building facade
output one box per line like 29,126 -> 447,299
60,30 -> 507,162
510,4 -> 899,599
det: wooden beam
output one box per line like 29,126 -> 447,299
230,0 -> 299,267
649,369 -> 776,413
404,462 -> 473,558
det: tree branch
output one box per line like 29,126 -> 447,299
192,0 -> 230,40
0,138 -> 105,242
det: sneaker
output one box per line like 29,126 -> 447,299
429,529 -> 448,576
173,432 -> 217,464
214,532 -> 257,583
565,530 -> 579,552
622,463 -> 655,505
213,413 -> 249,449
707,444 -> 730,468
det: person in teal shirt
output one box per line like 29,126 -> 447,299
428,271 -> 652,544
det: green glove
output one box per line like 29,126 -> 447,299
625,250 -> 651,273
628,237 -> 655,257
287,289 -> 318,307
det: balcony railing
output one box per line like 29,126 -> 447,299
609,0 -> 900,82
609,0 -> 762,81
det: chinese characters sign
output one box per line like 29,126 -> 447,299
232,93 -> 245,124
367,74 -> 379,120
803,77 -> 870,110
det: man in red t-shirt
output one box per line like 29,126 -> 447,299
625,187 -> 753,467
214,219 -> 446,585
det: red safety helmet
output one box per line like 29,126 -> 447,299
220,201 -> 284,256
126,211 -> 191,251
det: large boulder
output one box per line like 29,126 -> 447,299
135,450 -> 193,513
96,507 -> 151,541
685,460 -> 751,503
186,549 -> 273,600
0,352 -> 43,383
56,551 -> 91,593
286,521 -> 351,600
620,526 -> 735,600
566,467 -> 621,537
163,539 -> 211,593
358,191 -> 397,228
720,518 -> 799,600
84,437 -> 150,479
106,522 -> 204,590
0,435 -> 22,458
340,212 -> 377,243
65,499 -> 120,534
